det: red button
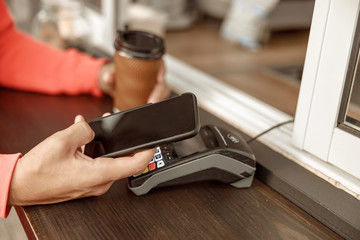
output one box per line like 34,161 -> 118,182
149,162 -> 156,171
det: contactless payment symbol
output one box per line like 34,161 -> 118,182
227,133 -> 240,144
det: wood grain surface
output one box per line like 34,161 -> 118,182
0,16 -> 341,240
0,88 -> 341,239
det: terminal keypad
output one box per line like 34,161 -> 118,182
133,145 -> 176,177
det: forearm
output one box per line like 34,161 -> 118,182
0,0 -> 107,96
0,153 -> 21,218
0,28 -> 106,96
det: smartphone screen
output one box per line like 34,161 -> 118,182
84,93 -> 200,158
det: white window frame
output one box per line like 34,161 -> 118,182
84,0 -> 128,54
293,0 -> 360,179
164,0 -> 360,198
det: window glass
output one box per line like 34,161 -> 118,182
342,12 -> 360,133
345,52 -> 360,131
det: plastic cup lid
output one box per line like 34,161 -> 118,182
114,30 -> 165,60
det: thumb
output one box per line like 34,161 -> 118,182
60,121 -> 95,151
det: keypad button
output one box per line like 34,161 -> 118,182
164,152 -> 175,162
166,155 -> 174,161
149,162 -> 156,171
133,145 -> 172,178
157,160 -> 165,168
162,145 -> 173,151
154,153 -> 162,161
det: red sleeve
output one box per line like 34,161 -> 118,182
0,153 -> 21,219
0,1 -> 107,96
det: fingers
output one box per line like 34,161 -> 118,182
74,114 -> 85,123
156,59 -> 166,83
98,63 -> 115,97
102,70 -> 115,86
72,113 -> 110,153
147,82 -> 171,103
95,148 -> 156,181
148,59 -> 170,103
61,121 -> 95,151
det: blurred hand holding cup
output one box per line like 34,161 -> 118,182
113,30 -> 165,111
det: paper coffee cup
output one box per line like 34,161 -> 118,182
113,30 -> 165,111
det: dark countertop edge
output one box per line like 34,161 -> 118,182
249,138 -> 360,240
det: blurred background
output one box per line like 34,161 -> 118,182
5,0 -> 314,54
1,1 -> 315,239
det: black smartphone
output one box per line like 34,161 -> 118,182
84,93 -> 200,158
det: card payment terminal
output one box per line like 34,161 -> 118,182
129,125 -> 256,195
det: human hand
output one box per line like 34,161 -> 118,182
98,60 -> 171,102
8,115 -> 155,206
98,62 -> 115,97
147,59 -> 171,103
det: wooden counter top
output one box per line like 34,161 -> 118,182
1,17 -> 343,240
0,88 -> 341,239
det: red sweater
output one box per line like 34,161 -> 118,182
0,0 -> 107,218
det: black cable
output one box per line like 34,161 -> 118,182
246,119 -> 294,144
